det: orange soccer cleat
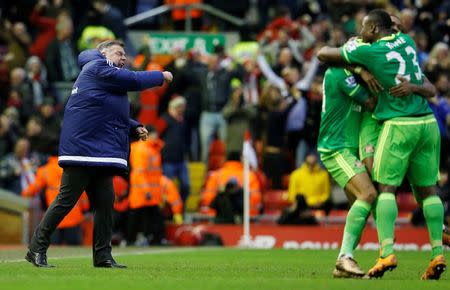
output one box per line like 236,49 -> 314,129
367,254 -> 397,278
421,255 -> 446,280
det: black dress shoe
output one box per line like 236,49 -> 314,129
94,259 -> 127,268
25,250 -> 55,268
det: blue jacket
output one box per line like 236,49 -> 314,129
58,49 -> 164,170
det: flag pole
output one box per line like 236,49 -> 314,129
240,130 -> 253,247
242,150 -> 250,247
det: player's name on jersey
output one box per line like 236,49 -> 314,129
386,36 -> 406,49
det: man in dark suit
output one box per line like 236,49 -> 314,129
26,40 -> 173,268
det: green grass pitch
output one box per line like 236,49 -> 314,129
0,247 -> 449,290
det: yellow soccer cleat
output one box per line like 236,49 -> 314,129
421,255 -> 446,280
367,254 -> 398,278
335,256 -> 365,277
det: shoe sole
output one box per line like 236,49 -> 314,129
335,264 -> 365,277
368,264 -> 397,279
332,269 -> 364,279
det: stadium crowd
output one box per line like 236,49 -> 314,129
0,0 -> 449,245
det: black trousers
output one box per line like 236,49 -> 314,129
50,225 -> 82,245
29,166 -> 115,264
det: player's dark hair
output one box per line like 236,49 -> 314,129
368,9 -> 393,30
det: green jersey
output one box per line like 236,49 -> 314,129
341,32 -> 431,121
318,67 -> 369,152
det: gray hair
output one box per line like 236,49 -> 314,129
169,96 -> 186,110
96,40 -> 125,53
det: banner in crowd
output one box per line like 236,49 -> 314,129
146,33 -> 226,54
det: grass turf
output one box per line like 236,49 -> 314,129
0,247 -> 449,290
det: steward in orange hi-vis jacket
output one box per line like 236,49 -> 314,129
22,156 -> 89,245
199,152 -> 262,218
127,126 -> 167,245
160,175 -> 183,224
129,136 -> 164,210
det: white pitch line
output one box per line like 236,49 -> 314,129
0,247 -> 216,264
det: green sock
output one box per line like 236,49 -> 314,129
351,201 -> 376,251
376,192 -> 397,258
423,195 -> 444,259
339,200 -> 371,258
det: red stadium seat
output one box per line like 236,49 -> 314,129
263,190 -> 291,211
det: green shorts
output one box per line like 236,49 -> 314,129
320,148 -> 367,188
359,111 -> 381,161
373,114 -> 440,187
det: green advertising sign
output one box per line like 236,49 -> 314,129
147,33 -> 225,54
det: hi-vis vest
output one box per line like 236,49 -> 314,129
200,161 -> 262,216
129,139 -> 164,209
21,156 -> 89,228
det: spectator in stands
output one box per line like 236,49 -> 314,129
35,97 -> 61,140
260,84 -> 296,189
241,57 -> 262,106
430,5 -> 450,45
77,10 -> 116,51
162,48 -> 205,161
303,75 -> 324,156
286,89 -> 308,168
158,96 -> 191,202
3,106 -> 22,138
414,31 -> 430,66
159,47 -> 187,117
25,56 -> 48,108
200,151 -> 262,219
92,0 -> 136,56
0,114 -> 19,157
180,49 -> 207,160
25,115 -> 59,164
0,138 -> 38,195
287,152 -> 331,215
44,0 -> 73,18
429,74 -> 450,166
199,53 -> 242,162
21,144 -> 89,246
9,67 -> 34,122
259,23 -> 315,70
222,78 -> 258,154
257,50 -> 320,98
29,0 -> 57,60
45,13 -> 79,82
424,42 -> 450,81
0,20 -> 31,69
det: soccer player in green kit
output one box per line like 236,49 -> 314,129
318,66 -> 378,278
318,9 -> 446,280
